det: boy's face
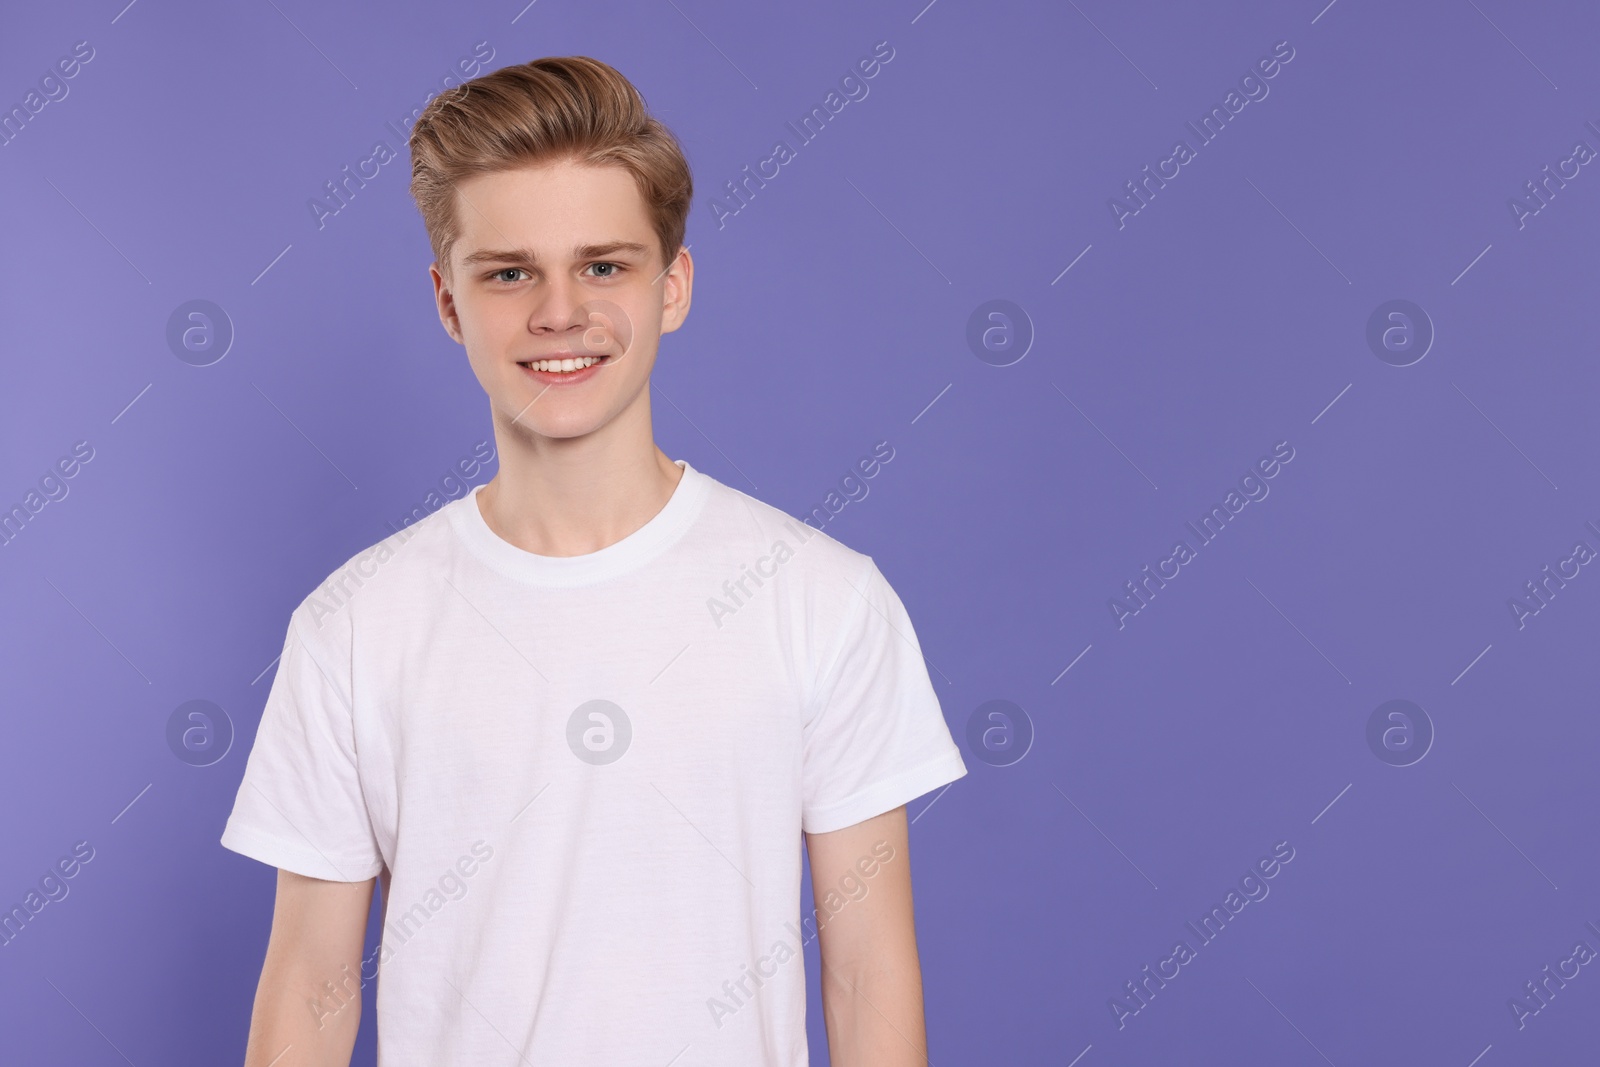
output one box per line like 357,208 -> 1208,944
429,159 -> 691,443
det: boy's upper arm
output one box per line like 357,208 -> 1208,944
804,805 -> 917,976
266,869 -> 376,968
800,556 -> 967,835
249,870 -> 376,1066
221,607 -> 385,883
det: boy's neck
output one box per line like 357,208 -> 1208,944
474,415 -> 682,559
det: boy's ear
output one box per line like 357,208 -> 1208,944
430,261 -> 465,345
659,246 -> 694,336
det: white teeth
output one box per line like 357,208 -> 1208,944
524,356 -> 604,373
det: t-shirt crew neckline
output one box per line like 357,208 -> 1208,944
449,458 -> 711,588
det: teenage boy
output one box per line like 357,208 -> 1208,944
222,55 -> 966,1066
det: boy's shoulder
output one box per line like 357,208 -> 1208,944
694,468 -> 873,583
288,495 -> 464,642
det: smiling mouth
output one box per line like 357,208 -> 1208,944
518,354 -> 611,374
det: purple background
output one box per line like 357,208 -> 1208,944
3,0 -> 1597,1063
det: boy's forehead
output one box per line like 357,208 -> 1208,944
452,161 -> 653,262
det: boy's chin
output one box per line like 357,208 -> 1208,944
496,403 -> 613,441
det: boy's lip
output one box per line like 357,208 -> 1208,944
516,353 -> 612,383
516,351 -> 611,364
518,355 -> 611,367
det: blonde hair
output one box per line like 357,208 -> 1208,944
407,55 -> 693,278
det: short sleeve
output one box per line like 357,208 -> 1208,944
801,556 -> 968,834
219,608 -> 384,882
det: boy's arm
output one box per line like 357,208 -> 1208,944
242,869 -> 376,1067
804,805 -> 929,1067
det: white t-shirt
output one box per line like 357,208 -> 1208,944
220,457 -> 967,1066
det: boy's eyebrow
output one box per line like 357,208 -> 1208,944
459,241 -> 652,267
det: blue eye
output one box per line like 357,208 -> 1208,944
487,263 -> 625,284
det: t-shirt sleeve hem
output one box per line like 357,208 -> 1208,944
802,747 -> 968,835
220,820 -> 383,883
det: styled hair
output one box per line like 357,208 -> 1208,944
407,55 -> 693,279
